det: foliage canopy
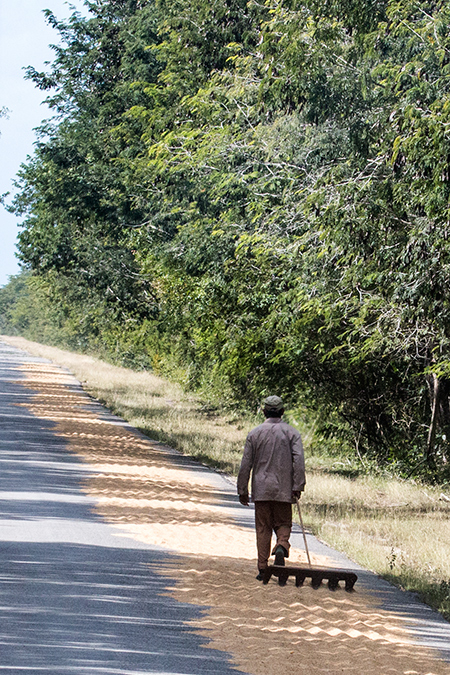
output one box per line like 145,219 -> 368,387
4,0 -> 450,479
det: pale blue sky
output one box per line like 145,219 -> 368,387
0,0 -> 89,286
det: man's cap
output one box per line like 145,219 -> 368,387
262,395 -> 284,412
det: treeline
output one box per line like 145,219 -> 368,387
3,0 -> 450,478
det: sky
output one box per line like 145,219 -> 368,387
0,0 -> 89,287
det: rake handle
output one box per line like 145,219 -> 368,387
295,496 -> 312,568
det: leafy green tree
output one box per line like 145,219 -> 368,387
10,0 -> 450,478
13,1 -> 160,328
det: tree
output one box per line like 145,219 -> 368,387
10,0 -> 450,478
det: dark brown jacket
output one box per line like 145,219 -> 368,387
237,417 -> 305,503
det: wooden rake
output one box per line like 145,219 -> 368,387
262,498 -> 358,591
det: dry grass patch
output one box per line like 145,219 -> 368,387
303,471 -> 450,619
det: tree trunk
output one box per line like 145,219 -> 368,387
426,373 -> 440,469
439,379 -> 450,464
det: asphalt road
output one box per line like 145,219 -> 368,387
2,338 -> 450,675
0,341 -> 247,675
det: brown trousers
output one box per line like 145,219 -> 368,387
254,501 -> 292,570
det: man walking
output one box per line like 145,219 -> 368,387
237,395 -> 306,580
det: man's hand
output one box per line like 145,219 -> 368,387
239,493 -> 249,506
292,491 -> 301,500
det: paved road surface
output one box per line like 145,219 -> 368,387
1,339 -> 450,674
0,341 -> 247,675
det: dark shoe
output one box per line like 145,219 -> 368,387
274,545 -> 287,566
256,569 -> 265,581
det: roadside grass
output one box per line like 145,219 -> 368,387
3,334 -> 450,621
303,472 -> 450,620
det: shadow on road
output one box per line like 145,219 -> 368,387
0,542 -> 236,674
